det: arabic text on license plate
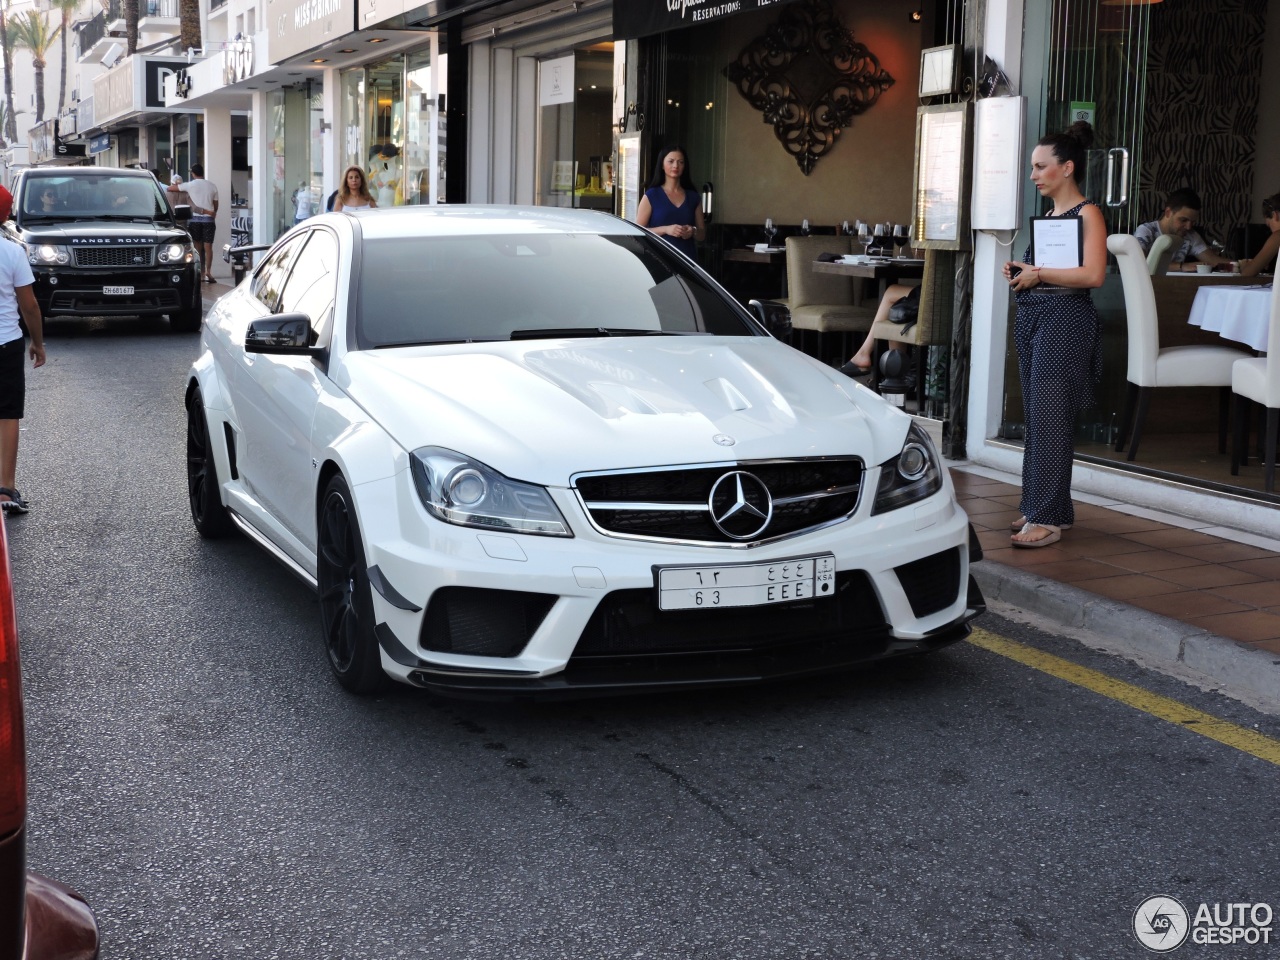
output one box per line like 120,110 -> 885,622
657,554 -> 836,611
103,285 -> 134,295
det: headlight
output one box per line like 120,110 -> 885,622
158,242 -> 194,264
870,422 -> 943,515
410,447 -> 572,537
29,244 -> 70,265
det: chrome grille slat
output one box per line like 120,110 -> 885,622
574,459 -> 864,545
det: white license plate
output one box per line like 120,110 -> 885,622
657,554 -> 836,611
103,285 -> 134,295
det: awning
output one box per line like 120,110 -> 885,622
613,0 -> 803,40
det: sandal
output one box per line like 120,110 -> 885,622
1010,516 -> 1071,532
1011,522 -> 1061,548
0,486 -> 29,514
838,361 -> 872,379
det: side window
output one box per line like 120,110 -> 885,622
249,234 -> 304,311
277,230 -> 339,335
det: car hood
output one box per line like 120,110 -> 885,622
15,221 -> 186,244
337,338 -> 910,485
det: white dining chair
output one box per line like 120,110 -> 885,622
1109,234 -> 1252,461
1146,233 -> 1176,276
1229,276 -> 1280,492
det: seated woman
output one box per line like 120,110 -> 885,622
1238,191 -> 1280,278
839,283 -> 916,378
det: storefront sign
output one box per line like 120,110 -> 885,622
613,0 -> 802,40
267,0 -> 357,63
222,38 -> 255,85
539,56 -> 575,107
89,133 -> 111,155
94,57 -> 187,125
29,119 -> 56,164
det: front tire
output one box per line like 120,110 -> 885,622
316,476 -> 387,694
186,388 -> 233,539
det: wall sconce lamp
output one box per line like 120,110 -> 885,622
909,10 -> 923,22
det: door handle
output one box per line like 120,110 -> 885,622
1105,147 -> 1129,207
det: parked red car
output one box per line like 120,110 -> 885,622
0,514 -> 99,960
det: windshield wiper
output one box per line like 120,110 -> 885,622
95,214 -> 157,222
509,327 -> 673,340
21,214 -> 67,224
370,338 -> 505,349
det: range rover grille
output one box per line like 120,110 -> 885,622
73,246 -> 155,267
574,459 -> 863,544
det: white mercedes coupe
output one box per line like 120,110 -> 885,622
185,207 -> 983,696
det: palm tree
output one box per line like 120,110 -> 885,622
49,0 -> 81,116
9,10 -> 60,123
124,0 -> 136,55
178,0 -> 199,54
0,0 -> 17,143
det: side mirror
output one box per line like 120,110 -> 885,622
173,203 -> 192,223
748,299 -> 792,341
245,313 -> 314,354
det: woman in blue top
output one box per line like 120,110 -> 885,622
635,145 -> 704,259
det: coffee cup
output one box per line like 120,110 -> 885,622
1196,263 -> 1212,275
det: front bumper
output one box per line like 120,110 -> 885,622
32,264 -> 200,318
356,463 -> 984,698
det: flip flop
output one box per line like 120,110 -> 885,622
1010,516 -> 1072,532
0,486 -> 29,514
1011,522 -> 1061,548
838,361 -> 872,379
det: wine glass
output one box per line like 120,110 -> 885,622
764,217 -> 777,247
872,222 -> 888,257
800,218 -> 812,237
893,223 -> 910,259
841,220 -> 851,237
856,222 -> 873,258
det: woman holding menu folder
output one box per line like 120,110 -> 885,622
1001,121 -> 1107,548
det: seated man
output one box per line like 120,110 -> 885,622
1133,187 -> 1233,273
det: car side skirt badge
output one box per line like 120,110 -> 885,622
367,565 -> 422,612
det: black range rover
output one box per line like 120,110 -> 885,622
2,166 -> 203,331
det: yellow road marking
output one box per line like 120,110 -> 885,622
967,628 -> 1280,767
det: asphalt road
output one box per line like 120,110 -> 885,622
8,319 -> 1280,959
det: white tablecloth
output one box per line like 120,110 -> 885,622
1187,284 -> 1274,352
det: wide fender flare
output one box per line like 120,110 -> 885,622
314,393 -> 409,499
186,353 -> 231,417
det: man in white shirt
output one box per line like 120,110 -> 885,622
0,185 -> 46,514
1133,187 -> 1233,273
183,163 -> 220,283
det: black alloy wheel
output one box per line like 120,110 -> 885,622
316,476 -> 386,694
186,389 -> 233,539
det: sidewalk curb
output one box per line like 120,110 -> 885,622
971,561 -> 1280,709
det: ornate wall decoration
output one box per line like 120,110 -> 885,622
725,0 -> 895,176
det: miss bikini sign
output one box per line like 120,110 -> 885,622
614,0 -> 802,39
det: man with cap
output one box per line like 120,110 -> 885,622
0,184 -> 46,514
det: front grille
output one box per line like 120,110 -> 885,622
573,571 -> 885,656
73,246 -> 155,267
420,587 -> 556,657
895,548 -> 962,618
575,459 -> 863,544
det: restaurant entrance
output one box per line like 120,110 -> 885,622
997,0 -> 1279,500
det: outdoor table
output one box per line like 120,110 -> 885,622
1187,283 -> 1274,352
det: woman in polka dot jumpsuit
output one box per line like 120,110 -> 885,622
1002,121 -> 1108,548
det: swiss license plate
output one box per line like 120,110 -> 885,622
103,285 -> 134,295
657,554 -> 836,611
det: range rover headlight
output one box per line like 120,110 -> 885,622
158,242 -> 194,264
30,244 -> 70,265
410,447 -> 572,537
870,422 -> 943,515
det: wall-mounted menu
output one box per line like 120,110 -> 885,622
912,103 -> 972,250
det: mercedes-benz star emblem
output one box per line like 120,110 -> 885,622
708,471 -> 773,540
712,434 -> 735,446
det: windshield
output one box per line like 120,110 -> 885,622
354,233 -> 757,349
19,174 -> 173,222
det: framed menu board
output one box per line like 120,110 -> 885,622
912,102 -> 973,251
